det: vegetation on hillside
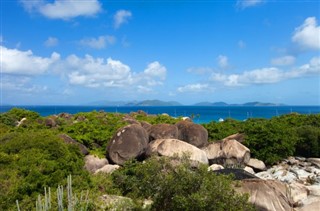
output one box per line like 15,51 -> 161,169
0,108 -> 319,209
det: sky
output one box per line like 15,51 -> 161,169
1,0 -> 320,105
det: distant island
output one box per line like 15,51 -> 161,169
88,100 -> 284,107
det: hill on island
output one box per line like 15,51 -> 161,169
88,100 -> 283,106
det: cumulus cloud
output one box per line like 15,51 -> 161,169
1,45 -> 166,93
79,35 -> 116,49
114,10 -> 132,29
1,75 -> 48,94
66,55 -> 132,87
44,37 -> 59,47
211,57 -> 320,86
236,0 -> 263,9
271,56 -> 296,66
20,0 -> 102,19
177,83 -> 209,93
1,45 -> 60,75
292,17 -> 320,50
64,55 -> 166,89
217,55 -> 229,69
144,61 -> 167,80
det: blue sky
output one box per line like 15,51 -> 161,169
1,0 -> 320,105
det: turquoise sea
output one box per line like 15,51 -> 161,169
1,105 -> 320,123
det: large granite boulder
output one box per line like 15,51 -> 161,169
149,124 -> 179,141
235,179 -> 292,211
202,139 -> 250,166
58,134 -> 89,155
175,120 -> 208,148
146,139 -> 208,164
247,158 -> 267,171
44,117 -> 57,128
84,155 -> 109,173
107,124 -> 149,165
140,121 -> 152,133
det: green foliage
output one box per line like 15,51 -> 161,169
203,114 -> 320,165
0,130 -> 91,210
243,118 -> 297,164
112,156 -> 255,211
59,112 -> 127,149
135,114 -> 181,124
203,118 -> 243,141
295,125 -> 320,157
0,108 -> 40,126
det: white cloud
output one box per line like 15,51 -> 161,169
44,37 -> 59,47
21,0 -> 102,19
64,55 -> 166,90
271,56 -> 296,66
211,57 -> 320,86
66,55 -> 132,87
1,45 -> 166,92
177,83 -> 209,93
144,61 -> 167,80
217,55 -> 229,69
114,10 -> 132,29
292,17 -> 320,51
238,40 -> 246,48
80,35 -> 116,49
1,45 -> 60,75
1,75 -> 48,93
237,0 -> 263,9
137,85 -> 153,93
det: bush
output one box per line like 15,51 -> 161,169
112,156 -> 255,211
0,130 -> 91,210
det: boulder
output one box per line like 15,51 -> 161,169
148,139 -> 208,164
208,164 -> 224,171
244,166 -> 255,175
288,182 -> 309,206
306,185 -> 320,196
145,139 -> 166,157
202,139 -> 250,166
58,112 -> 73,120
95,164 -> 120,174
307,158 -> 320,168
44,117 -> 57,128
223,133 -> 245,143
149,124 -> 179,141
235,179 -> 292,211
175,120 -> 208,148
247,158 -> 267,171
107,124 -> 149,165
84,155 -> 109,173
297,196 -> 320,211
58,134 -> 89,155
140,121 -> 152,133
123,116 -> 141,125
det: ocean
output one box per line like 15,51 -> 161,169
1,105 -> 319,123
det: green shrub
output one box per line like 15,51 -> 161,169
203,118 -> 243,141
112,156 -> 255,211
0,130 -> 91,210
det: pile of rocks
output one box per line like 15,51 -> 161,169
77,119 -> 319,211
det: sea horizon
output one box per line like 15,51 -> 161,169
1,105 -> 319,124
